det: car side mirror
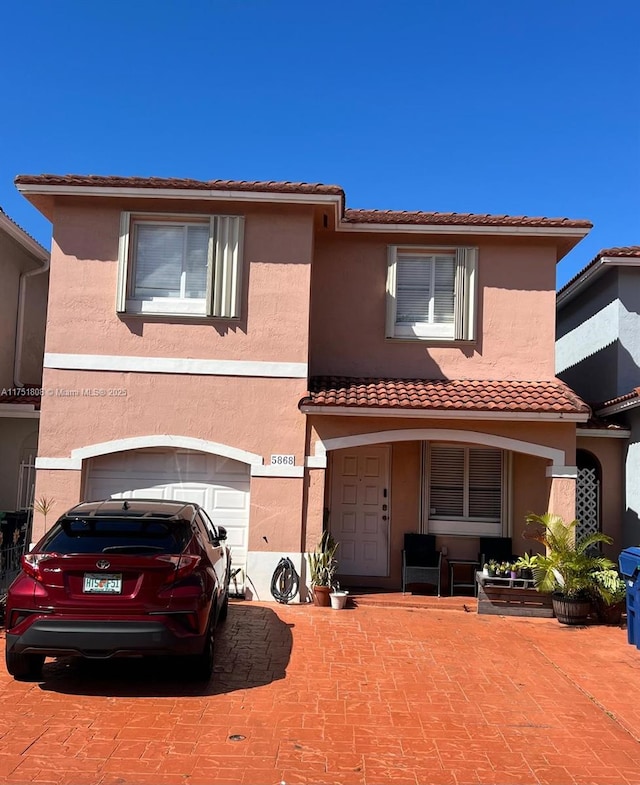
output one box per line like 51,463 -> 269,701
216,526 -> 228,541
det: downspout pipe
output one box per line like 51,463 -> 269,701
0,210 -> 50,388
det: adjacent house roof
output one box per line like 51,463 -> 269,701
577,415 -> 630,437
0,207 -> 48,261
300,377 -> 590,420
557,245 -> 640,305
595,386 -> 640,417
0,389 -> 41,410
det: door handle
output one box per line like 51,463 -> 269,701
382,515 -> 388,521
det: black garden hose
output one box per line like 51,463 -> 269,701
270,557 -> 299,604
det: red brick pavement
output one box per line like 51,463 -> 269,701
0,601 -> 639,785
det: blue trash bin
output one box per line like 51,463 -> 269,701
619,547 -> 640,648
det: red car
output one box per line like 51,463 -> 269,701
5,499 -> 231,681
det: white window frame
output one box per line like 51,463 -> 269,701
386,245 -> 477,341
117,212 -> 244,318
423,442 -> 507,537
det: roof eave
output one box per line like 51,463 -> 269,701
16,182 -> 345,223
558,256 -> 640,308
577,427 -> 631,439
300,404 -> 588,422
595,397 -> 640,418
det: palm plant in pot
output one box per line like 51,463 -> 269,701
307,530 -> 338,606
524,513 -> 614,625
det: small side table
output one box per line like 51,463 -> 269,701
449,559 -> 480,596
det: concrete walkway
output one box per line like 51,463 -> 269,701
0,600 -> 639,785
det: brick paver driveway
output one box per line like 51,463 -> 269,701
0,601 -> 639,785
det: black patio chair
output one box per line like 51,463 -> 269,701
402,533 -> 442,596
478,536 -> 517,567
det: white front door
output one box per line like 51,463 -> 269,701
330,446 -> 390,577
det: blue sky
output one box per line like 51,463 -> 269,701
2,0 -> 638,287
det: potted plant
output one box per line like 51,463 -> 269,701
307,530 -> 338,606
524,513 -> 615,625
514,553 -> 536,581
591,569 -> 626,625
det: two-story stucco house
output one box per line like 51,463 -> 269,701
557,246 -> 640,550
0,208 -> 49,517
17,174 -> 592,600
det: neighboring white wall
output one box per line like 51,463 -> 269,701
623,421 -> 640,547
555,299 -> 619,375
244,551 -> 307,603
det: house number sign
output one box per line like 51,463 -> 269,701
270,454 -> 295,466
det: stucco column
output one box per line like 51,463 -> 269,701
546,465 -> 577,523
303,466 -> 326,553
31,468 -> 83,541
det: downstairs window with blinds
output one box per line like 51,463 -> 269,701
427,444 -> 504,536
386,246 -> 477,340
116,212 -> 244,317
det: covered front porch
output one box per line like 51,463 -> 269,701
300,377 -> 589,595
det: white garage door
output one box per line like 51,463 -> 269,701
84,448 -> 250,586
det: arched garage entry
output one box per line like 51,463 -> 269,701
84,447 -> 250,582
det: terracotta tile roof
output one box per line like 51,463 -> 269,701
0,389 -> 41,409
343,209 -> 592,229
301,377 -> 589,415
15,174 -> 592,230
595,386 -> 640,411
558,246 -> 640,295
0,207 -> 48,255
14,174 -> 345,198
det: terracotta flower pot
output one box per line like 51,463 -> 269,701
312,585 -> 332,607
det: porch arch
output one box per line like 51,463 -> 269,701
312,428 -> 566,466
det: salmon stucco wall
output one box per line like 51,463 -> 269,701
30,468 -> 83,541
36,371 -> 308,464
310,234 -> 558,380
577,435 -> 625,557
45,201 -> 315,363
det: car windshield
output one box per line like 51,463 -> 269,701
39,517 -> 192,555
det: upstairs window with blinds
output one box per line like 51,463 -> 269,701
116,212 -> 244,318
386,246 -> 477,340
428,444 -> 504,536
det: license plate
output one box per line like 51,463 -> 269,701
83,573 -> 122,594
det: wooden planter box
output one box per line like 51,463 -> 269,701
476,572 -> 554,617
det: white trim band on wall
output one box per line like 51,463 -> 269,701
36,434 -> 265,471
251,465 -> 304,478
44,353 -> 308,379
545,465 -> 578,479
